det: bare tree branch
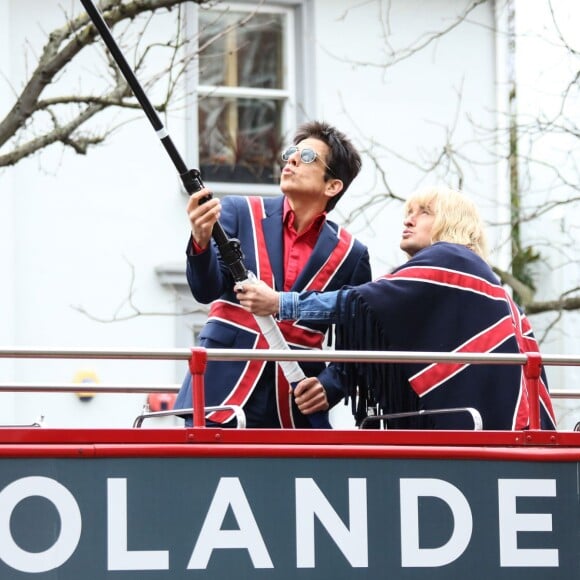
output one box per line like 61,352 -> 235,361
0,0 -> 208,166
71,259 -> 207,322
325,0 -> 488,70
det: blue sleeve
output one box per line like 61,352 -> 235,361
278,289 -> 348,322
185,196 -> 241,304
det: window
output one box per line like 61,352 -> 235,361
188,1 -> 310,190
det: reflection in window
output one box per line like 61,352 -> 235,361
197,7 -> 290,184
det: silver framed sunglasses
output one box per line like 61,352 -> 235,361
281,146 -> 335,175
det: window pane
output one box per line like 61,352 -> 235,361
198,96 -> 283,184
199,11 -> 284,89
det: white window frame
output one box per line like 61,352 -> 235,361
184,0 -> 314,195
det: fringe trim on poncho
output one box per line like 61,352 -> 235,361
335,288 -> 419,427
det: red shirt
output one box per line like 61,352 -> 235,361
191,197 -> 326,291
282,197 -> 326,291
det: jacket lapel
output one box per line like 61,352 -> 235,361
262,198 -> 285,290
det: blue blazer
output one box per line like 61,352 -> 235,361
175,195 -> 372,427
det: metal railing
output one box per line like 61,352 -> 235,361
1,346 -> 579,429
132,405 -> 247,429
360,407 -> 483,430
1,345 -> 580,365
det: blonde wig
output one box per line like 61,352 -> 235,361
403,186 -> 489,260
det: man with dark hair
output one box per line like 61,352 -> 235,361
174,121 -> 372,428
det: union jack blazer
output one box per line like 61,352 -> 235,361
175,195 -> 372,428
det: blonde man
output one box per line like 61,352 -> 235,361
403,186 -> 488,259
236,186 -> 556,430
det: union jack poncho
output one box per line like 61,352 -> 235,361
335,242 -> 556,430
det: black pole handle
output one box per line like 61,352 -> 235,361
80,0 -> 248,281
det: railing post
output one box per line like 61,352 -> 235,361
524,352 -> 542,430
188,347 -> 208,428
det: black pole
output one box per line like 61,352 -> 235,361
80,0 -> 248,282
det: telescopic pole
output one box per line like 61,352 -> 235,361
79,0 -> 247,281
79,0 -> 331,428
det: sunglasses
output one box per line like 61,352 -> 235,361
281,146 -> 335,175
